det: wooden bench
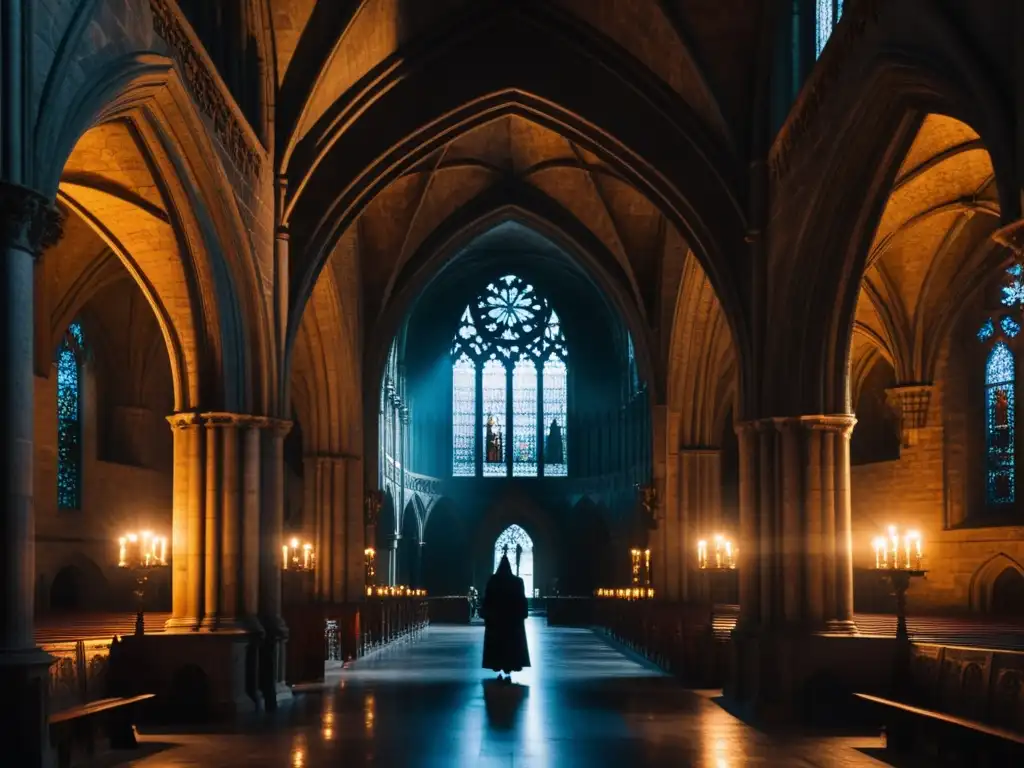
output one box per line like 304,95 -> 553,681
49,694 -> 154,768
855,692 -> 1024,765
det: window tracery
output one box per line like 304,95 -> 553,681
451,275 -> 569,477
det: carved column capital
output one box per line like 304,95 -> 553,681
0,183 -> 63,255
739,414 -> 856,437
166,411 -> 202,430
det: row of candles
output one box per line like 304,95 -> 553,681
282,538 -> 316,571
595,588 -> 656,600
365,585 -> 427,598
873,526 -> 923,571
697,535 -> 736,570
118,531 -> 168,568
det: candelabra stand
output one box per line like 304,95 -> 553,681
876,567 -> 927,694
117,532 -> 168,635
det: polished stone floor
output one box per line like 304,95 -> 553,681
118,619 -> 890,767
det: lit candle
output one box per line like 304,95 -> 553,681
118,537 -> 127,567
697,540 -> 707,569
889,526 -> 898,569
725,540 -> 733,568
282,544 -> 289,569
910,531 -> 922,570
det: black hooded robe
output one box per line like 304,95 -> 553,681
480,555 -> 531,673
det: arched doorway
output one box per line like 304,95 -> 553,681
991,567 -> 1024,616
494,525 -> 535,597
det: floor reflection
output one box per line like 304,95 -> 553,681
125,620 -> 890,767
482,680 -> 529,731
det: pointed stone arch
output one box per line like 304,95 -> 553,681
970,553 -> 1024,613
35,53 -> 273,414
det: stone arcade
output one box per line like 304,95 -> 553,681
4,0 -> 1024,765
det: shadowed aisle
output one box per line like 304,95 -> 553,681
123,619 -> 890,767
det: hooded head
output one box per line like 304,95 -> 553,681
496,554 -> 513,577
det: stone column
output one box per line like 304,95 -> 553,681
258,417 -> 292,709
309,454 -> 350,604
165,413 -> 202,630
0,182 -> 62,768
729,414 -> 859,718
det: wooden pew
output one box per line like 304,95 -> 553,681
49,694 -> 155,768
855,692 -> 1024,765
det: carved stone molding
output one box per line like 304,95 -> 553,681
149,0 -> 262,179
0,183 -> 64,255
886,384 -> 933,446
737,414 -> 857,437
167,411 -> 292,433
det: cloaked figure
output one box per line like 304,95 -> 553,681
481,553 -> 530,682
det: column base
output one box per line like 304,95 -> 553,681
113,630 -> 262,720
727,627 -> 896,726
0,647 -> 56,768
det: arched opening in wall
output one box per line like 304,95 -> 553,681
48,558 -> 108,612
850,355 -> 901,465
848,113 -> 1003,592
990,567 -> 1024,616
399,500 -> 421,587
422,499 -> 469,597
971,554 -> 1024,615
494,524 -> 535,597
278,10 -> 752,602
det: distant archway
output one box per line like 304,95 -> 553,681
991,568 -> 1024,616
494,525 -> 535,597
48,558 -> 107,611
423,498 -> 469,596
970,553 -> 1024,613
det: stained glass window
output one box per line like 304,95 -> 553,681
978,318 -> 995,342
543,357 -> 568,477
512,358 -> 538,476
1002,263 -> 1024,307
482,359 -> 507,477
493,524 -> 535,596
986,342 -> 1015,505
452,354 -> 476,476
1002,315 -> 1022,339
57,322 -> 84,510
451,274 -> 569,478
815,0 -> 844,58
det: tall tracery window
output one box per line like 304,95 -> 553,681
450,275 -> 569,477
815,0 -> 844,58
979,262 -> 1024,507
57,322 -> 85,510
493,524 -> 535,596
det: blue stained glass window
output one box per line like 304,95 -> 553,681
978,318 -> 995,341
482,359 -> 507,477
451,274 -> 569,478
57,323 -> 84,510
1001,315 -> 1022,339
452,354 -> 476,476
543,357 -> 568,477
986,342 -> 1015,505
815,0 -> 844,58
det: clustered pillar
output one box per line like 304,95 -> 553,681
731,415 -> 857,715
0,182 -> 63,768
165,412 -> 293,711
308,454 -> 364,603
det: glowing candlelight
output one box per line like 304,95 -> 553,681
697,540 -> 708,569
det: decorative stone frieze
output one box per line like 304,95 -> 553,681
0,182 -> 64,254
149,0 -> 263,179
